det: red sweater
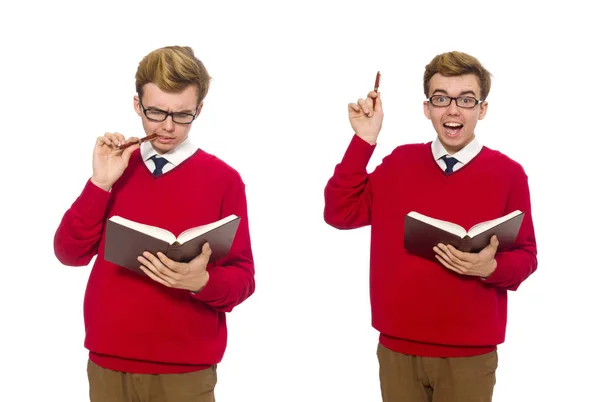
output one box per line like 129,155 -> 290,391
324,135 -> 537,357
54,149 -> 255,373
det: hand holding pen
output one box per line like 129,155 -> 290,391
90,132 -> 156,191
347,71 -> 384,145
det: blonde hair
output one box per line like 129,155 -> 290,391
423,51 -> 492,100
135,46 -> 211,104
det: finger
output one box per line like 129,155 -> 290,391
113,132 -> 128,146
96,135 -> 115,148
143,252 -> 182,279
445,244 -> 477,264
435,255 -> 463,275
121,142 -> 140,159
490,235 -> 500,248
372,91 -> 383,112
368,91 -> 379,109
348,103 -> 361,113
156,252 -> 184,274
202,242 -> 212,257
357,98 -> 372,117
443,244 -> 474,264
433,246 -> 455,266
191,242 -> 212,265
435,246 -> 470,273
103,132 -> 122,148
139,265 -> 172,287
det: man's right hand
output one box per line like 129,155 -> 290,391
91,132 -> 140,191
348,90 -> 383,145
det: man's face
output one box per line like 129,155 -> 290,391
423,73 -> 488,154
134,83 -> 202,155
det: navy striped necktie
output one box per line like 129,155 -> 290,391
150,155 -> 169,176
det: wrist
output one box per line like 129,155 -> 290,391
355,132 -> 378,146
481,259 -> 497,280
190,272 -> 210,294
90,177 -> 113,192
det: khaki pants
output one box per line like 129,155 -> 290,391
87,360 -> 217,402
377,343 -> 497,402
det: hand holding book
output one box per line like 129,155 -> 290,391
104,214 -> 240,277
433,235 -> 500,278
137,242 -> 212,292
403,210 -> 524,261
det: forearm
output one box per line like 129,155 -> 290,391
191,178 -> 255,312
483,168 -> 538,290
486,245 -> 537,290
53,179 -> 111,266
324,134 -> 376,229
191,253 -> 255,312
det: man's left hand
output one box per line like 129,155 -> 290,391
137,242 -> 212,292
433,235 -> 499,278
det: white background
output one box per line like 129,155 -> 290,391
1,1 -> 598,401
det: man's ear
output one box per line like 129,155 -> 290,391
196,101 -> 204,115
423,100 -> 432,120
133,95 -> 142,117
478,101 -> 488,120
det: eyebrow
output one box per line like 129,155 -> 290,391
431,89 -> 478,97
146,105 -> 196,114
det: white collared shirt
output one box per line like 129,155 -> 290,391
140,136 -> 197,174
431,136 -> 482,173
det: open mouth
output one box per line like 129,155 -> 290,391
443,122 -> 463,137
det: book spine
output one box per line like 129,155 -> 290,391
459,236 -> 473,252
166,246 -> 183,262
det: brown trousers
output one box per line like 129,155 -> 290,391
377,343 -> 497,402
87,360 -> 217,402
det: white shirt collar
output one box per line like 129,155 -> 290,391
431,136 -> 482,165
140,136 -> 196,166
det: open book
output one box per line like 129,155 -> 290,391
403,210 -> 524,259
103,214 -> 240,274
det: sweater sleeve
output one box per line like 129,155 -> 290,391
190,175 -> 255,312
53,179 -> 112,266
323,134 -> 378,229
483,166 -> 538,291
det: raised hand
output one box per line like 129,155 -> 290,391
91,132 -> 141,191
348,90 -> 383,145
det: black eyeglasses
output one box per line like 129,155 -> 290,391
428,95 -> 483,109
139,99 -> 198,124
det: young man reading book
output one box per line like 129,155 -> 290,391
54,46 -> 255,402
323,51 -> 537,402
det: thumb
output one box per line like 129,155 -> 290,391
202,242 -> 212,257
490,235 -> 500,249
121,142 -> 140,160
374,91 -> 383,111
192,242 -> 212,264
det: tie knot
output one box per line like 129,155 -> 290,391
150,155 -> 169,176
441,155 -> 459,174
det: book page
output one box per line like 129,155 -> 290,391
177,215 -> 239,244
109,216 -> 176,243
467,210 -> 523,237
406,211 -> 466,237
